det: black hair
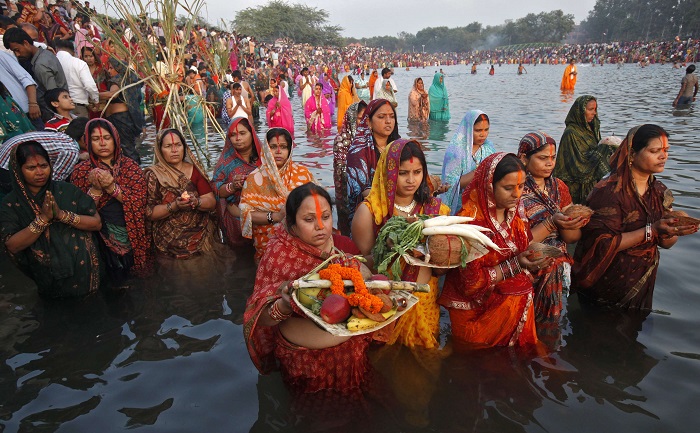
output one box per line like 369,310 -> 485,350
687,64 -> 696,74
631,124 -> 669,153
0,15 -> 15,30
231,82 -> 242,90
54,38 -> 74,52
80,45 -> 100,66
263,94 -> 273,104
314,82 -> 323,90
2,27 -> 32,49
285,182 -> 332,229
87,119 -> 117,144
43,87 -> 69,107
493,154 -> 526,185
228,118 -> 258,162
65,117 -> 90,142
474,113 -> 489,126
346,75 -> 354,84
158,128 -> 188,152
399,140 -> 431,204
232,70 -> 242,79
16,141 -> 51,171
301,67 -> 309,73
381,67 -> 391,76
266,127 -> 292,147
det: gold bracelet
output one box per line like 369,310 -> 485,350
268,299 -> 291,322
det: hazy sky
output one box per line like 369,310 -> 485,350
197,0 -> 598,38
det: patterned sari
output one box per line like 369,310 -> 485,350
243,226 -> 371,391
346,99 -> 400,226
333,101 -> 366,236
239,129 -> 316,262
439,153 -> 538,349
0,145 -> 101,297
71,119 -> 153,279
572,127 -> 670,310
212,118 -> 262,248
552,95 -> 613,204
407,78 -> 430,122
362,139 -> 448,349
440,110 -> 496,214
144,130 -> 216,259
303,91 -> 331,133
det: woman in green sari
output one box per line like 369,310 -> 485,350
553,95 -> 614,204
428,72 -> 450,121
0,140 -> 103,297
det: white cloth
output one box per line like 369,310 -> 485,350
55,50 -> 99,105
229,95 -> 249,121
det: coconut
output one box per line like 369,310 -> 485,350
427,234 -> 465,267
527,242 -> 564,260
666,210 -> 700,227
564,204 -> 594,219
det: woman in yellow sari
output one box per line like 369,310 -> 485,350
352,139 -> 448,349
239,127 -> 316,262
336,75 -> 359,131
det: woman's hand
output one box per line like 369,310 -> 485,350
552,212 -> 588,230
173,196 -> 192,210
277,281 -> 293,315
97,171 -> 114,189
41,191 -> 55,222
655,217 -> 699,238
517,250 -> 553,273
50,192 -> 62,218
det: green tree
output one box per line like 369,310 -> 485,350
231,0 -> 342,45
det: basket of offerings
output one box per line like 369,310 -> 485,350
372,215 -> 503,274
291,264 -> 423,336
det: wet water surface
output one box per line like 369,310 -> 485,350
1,63 -> 699,432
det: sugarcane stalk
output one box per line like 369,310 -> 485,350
292,279 -> 430,293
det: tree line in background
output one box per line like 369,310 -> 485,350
226,0 -> 699,50
581,0 -> 700,42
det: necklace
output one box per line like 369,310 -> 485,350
394,199 -> 416,214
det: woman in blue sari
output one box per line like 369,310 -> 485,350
441,110 -> 496,214
428,72 -> 450,121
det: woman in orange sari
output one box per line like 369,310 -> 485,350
239,127 -> 315,262
439,153 -> 549,350
368,70 -> 379,100
336,75 -> 359,130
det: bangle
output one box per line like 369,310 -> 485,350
267,211 -> 274,224
88,188 -> 102,200
268,299 -> 291,322
543,215 -> 556,232
28,215 -> 50,234
166,202 -> 175,213
225,182 -> 234,194
108,183 -> 121,197
645,222 -> 653,242
28,102 -> 38,106
60,210 -> 80,226
195,197 -> 201,209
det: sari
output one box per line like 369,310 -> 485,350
518,133 -> 574,341
346,99 -> 400,226
0,89 -> 34,142
318,74 -> 336,116
243,226 -> 371,392
428,73 -> 450,121
298,74 -> 315,107
407,78 -> 430,122
552,95 -> 613,204
144,131 -> 216,259
336,75 -> 358,130
374,79 -> 397,107
239,129 -> 316,262
572,127 -> 670,310
333,101 -> 366,236
212,118 -> 262,248
560,63 -> 577,90
303,92 -> 331,133
368,71 -> 378,100
265,86 -> 294,136
440,110 -> 496,214
439,153 -> 538,349
0,146 -> 101,297
71,119 -> 153,279
362,139 -> 448,349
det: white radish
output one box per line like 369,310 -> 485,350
422,225 -> 505,251
422,215 -> 474,227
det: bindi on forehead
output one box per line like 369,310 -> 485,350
311,192 -> 324,229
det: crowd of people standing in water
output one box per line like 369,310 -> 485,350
1,5 -> 699,423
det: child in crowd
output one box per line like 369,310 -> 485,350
43,88 -> 76,132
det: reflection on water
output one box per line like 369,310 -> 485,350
2,63 -> 700,432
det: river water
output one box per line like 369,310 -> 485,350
1,63 -> 699,432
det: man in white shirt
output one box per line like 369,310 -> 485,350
54,39 -> 98,117
373,67 -> 397,100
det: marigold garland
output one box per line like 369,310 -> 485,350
318,264 -> 383,314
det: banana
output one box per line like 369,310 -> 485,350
346,308 -> 397,332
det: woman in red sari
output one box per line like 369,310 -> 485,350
70,119 -> 153,281
244,182 -> 371,395
439,153 -> 549,349
572,124 -> 698,310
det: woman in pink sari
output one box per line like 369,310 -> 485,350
266,84 -> 294,136
304,83 -> 331,133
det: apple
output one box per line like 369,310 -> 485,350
319,294 -> 351,324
